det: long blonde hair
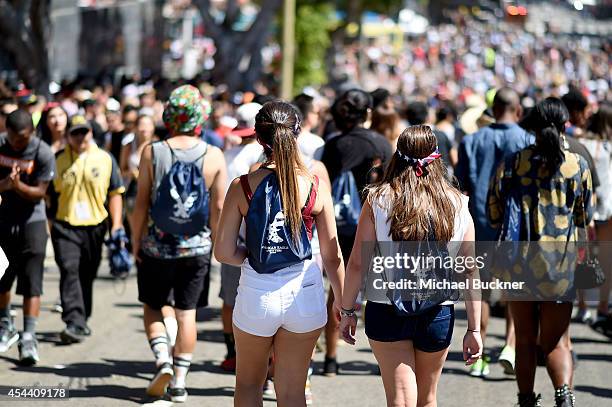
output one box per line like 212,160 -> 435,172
367,125 -> 460,242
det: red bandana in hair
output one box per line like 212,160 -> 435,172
396,148 -> 442,176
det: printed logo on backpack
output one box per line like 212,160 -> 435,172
243,172 -> 316,274
151,142 -> 209,237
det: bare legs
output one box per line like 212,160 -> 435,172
370,339 -> 448,407
511,302 -> 573,395
233,325 -> 322,407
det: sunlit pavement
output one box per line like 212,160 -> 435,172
0,258 -> 610,406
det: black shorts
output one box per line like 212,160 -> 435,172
365,302 -> 455,353
0,221 -> 48,297
137,252 -> 211,310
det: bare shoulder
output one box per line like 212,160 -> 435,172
140,143 -> 153,161
205,144 -> 225,164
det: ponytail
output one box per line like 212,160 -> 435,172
273,126 -> 306,243
537,124 -> 564,172
525,97 -> 570,173
255,101 -> 310,243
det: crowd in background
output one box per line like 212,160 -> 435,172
0,13 -> 611,406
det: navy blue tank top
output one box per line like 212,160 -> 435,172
240,171 -> 318,274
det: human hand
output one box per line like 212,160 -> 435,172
8,164 -> 21,189
339,310 -> 357,345
463,331 -> 483,366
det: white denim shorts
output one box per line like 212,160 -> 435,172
233,258 -> 327,337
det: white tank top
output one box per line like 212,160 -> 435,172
370,187 -> 472,305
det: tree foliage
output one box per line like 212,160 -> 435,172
0,0 -> 51,96
293,2 -> 334,94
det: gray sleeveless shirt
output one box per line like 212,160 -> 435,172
141,140 -> 212,259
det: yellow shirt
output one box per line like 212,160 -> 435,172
54,143 -> 125,226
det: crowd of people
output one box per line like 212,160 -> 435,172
346,13 -> 610,105
0,24 -> 610,406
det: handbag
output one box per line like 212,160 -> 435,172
573,178 -> 605,290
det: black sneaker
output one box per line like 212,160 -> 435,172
555,384 -> 575,407
0,318 -> 19,353
167,387 -> 188,403
18,333 -> 40,366
146,362 -> 173,397
591,312 -> 612,338
323,356 -> 338,377
60,324 -> 86,344
517,392 -> 542,407
82,325 -> 92,336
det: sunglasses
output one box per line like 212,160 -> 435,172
69,129 -> 89,137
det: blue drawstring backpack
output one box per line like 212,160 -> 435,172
382,232 -> 459,317
241,172 -> 317,274
332,170 -> 362,235
151,141 -> 209,237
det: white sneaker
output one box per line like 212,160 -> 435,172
146,362 -> 173,397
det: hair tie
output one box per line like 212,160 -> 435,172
396,148 -> 442,177
292,112 -> 301,136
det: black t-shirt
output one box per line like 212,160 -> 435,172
0,134 -> 55,225
567,136 -> 600,189
322,127 -> 393,196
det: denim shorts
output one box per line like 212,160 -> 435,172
365,302 -> 455,352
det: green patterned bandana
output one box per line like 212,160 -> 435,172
163,85 -> 210,135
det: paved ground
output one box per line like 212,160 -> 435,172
0,258 -> 610,406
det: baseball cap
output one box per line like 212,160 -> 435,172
15,89 -> 37,106
231,102 -> 262,137
68,115 -> 92,134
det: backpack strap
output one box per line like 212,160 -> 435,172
239,174 -> 253,204
303,175 -> 319,217
195,142 -> 208,162
164,140 -> 177,162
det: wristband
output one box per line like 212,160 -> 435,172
340,308 -> 356,318
467,329 -> 480,333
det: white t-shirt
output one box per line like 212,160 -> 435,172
579,137 -> 612,221
369,189 -> 472,305
298,131 -> 324,161
224,142 -> 264,191
224,142 -> 264,243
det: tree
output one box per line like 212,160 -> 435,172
193,0 -> 283,92
293,3 -> 334,93
0,0 -> 51,96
